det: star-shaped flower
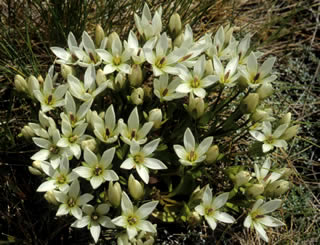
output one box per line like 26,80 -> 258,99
120,139 -> 167,184
112,192 -> 158,240
153,74 -> 185,102
173,128 -> 213,166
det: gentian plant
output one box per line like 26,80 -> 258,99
17,3 -> 299,244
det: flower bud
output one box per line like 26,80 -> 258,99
113,72 -> 126,91
169,13 -> 182,38
81,138 -> 97,152
14,74 -> 28,93
107,32 -> 120,51
173,33 -> 184,47
204,59 -> 214,76
257,83 -> 273,100
240,93 -> 259,114
278,167 -> 292,180
205,145 -> 219,164
129,64 -> 143,87
37,75 -> 44,84
32,160 -> 42,170
245,183 -> 264,198
95,24 -> 105,47
251,109 -> 269,122
128,174 -> 144,200
27,75 -> 40,96
131,87 -> 144,105
187,211 -> 201,226
21,125 -> 35,140
189,185 -> 206,202
224,24 -> 234,44
265,180 -> 290,198
44,191 -> 59,205
61,64 -> 74,80
280,125 -> 299,141
188,94 -> 205,119
28,166 -> 42,176
108,181 -> 122,207
279,112 -> 291,125
96,69 -> 107,86
149,109 -> 162,129
235,171 -> 251,186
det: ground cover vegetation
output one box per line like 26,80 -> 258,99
0,0 -> 319,244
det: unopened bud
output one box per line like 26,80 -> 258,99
128,174 -> 144,200
113,72 -> 126,91
205,145 -> 219,164
61,64 -> 74,79
188,94 -> 205,119
32,160 -> 42,170
265,180 -> 290,198
96,69 -> 107,86
131,87 -> 144,105
204,59 -> 214,76
108,181 -> 122,207
224,24 -> 234,44
235,171 -> 251,186
27,75 -> 40,96
107,32 -> 120,51
280,125 -> 299,141
149,109 -> 162,129
257,83 -> 273,100
240,93 -> 259,114
279,112 -> 291,125
21,125 -> 35,140
187,211 -> 201,226
173,33 -> 184,47
81,138 -> 97,152
278,167 -> 292,180
95,24 -> 105,47
14,74 -> 28,93
246,183 -> 264,198
44,191 -> 59,205
252,109 -> 269,122
129,64 -> 143,87
37,75 -> 44,84
28,166 -> 42,176
169,13 -> 182,38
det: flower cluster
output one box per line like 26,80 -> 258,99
17,3 -> 299,244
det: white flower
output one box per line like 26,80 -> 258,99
36,156 -> 77,192
71,204 -> 115,243
96,34 -> 131,75
56,119 -> 88,159
54,179 -> 94,219
176,55 -> 218,98
92,104 -> 119,144
173,128 -> 213,166
144,33 -> 187,76
250,121 -> 288,153
33,70 -> 68,112
195,185 -> 235,230
50,32 -> 79,65
112,192 -> 158,240
239,52 -> 277,88
61,91 -> 93,128
120,139 -> 167,184
213,55 -> 239,87
31,126 -> 66,169
118,107 -> 153,145
134,3 -> 162,40
244,199 -> 285,243
68,65 -> 108,101
153,74 -> 185,102
73,147 -> 119,189
124,30 -> 145,64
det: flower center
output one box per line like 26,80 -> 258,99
252,73 -> 260,84
46,95 -> 54,105
187,150 -> 197,162
69,135 -> 78,143
69,112 -> 76,124
67,198 -> 76,207
265,136 -> 275,145
105,128 -> 111,138
155,57 -> 166,68
134,153 -> 144,164
113,55 -> 121,65
57,174 -> 66,184
129,130 -> 137,140
205,207 -> 214,216
49,145 -> 59,154
191,77 -> 200,88
91,213 -> 99,221
94,166 -> 103,176
162,88 -> 169,97
127,215 -> 138,226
